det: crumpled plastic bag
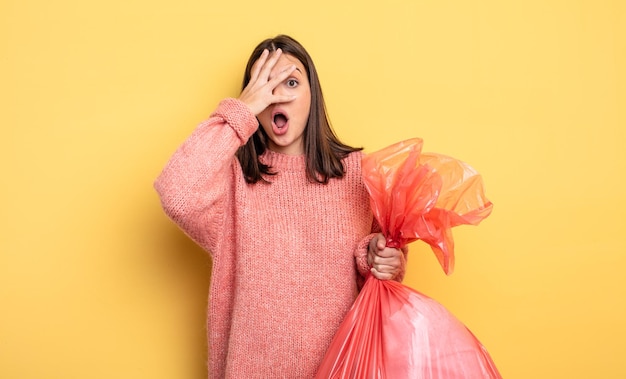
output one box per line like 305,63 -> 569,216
361,138 -> 493,274
315,138 -> 500,379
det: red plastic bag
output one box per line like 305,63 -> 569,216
361,138 -> 493,274
315,139 -> 500,378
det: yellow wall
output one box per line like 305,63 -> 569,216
2,0 -> 624,378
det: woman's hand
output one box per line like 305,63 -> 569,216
367,233 -> 408,281
238,48 -> 297,115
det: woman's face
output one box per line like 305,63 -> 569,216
256,53 -> 311,155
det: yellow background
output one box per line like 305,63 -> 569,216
2,0 -> 625,378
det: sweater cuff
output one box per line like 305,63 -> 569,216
210,98 -> 258,143
354,233 -> 378,278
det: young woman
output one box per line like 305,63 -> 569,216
155,35 -> 406,378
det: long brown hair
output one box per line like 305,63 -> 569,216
236,35 -> 362,184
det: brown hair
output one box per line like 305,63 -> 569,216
236,35 -> 362,184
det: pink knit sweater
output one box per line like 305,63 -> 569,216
155,98 -> 377,378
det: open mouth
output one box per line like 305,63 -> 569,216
273,112 -> 288,129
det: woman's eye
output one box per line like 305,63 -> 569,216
286,79 -> 298,88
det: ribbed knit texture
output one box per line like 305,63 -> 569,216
155,98 -> 378,378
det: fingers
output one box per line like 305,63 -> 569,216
239,49 -> 298,115
367,234 -> 406,281
257,48 -> 282,82
273,93 -> 297,105
252,48 -> 284,84
370,258 -> 401,281
248,49 -> 270,84
370,267 -> 396,281
270,63 -> 297,85
370,255 -> 401,280
371,253 -> 401,268
374,246 -> 403,258
262,64 -> 297,106
377,235 -> 387,250
369,233 -> 386,252
267,64 -> 297,95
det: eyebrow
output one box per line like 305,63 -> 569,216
275,65 -> 304,77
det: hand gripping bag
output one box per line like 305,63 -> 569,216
316,139 -> 501,379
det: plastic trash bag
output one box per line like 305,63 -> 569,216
315,139 -> 501,378
362,138 -> 493,274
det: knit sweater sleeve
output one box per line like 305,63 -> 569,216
154,98 -> 257,254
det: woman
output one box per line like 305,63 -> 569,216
155,35 -> 405,378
